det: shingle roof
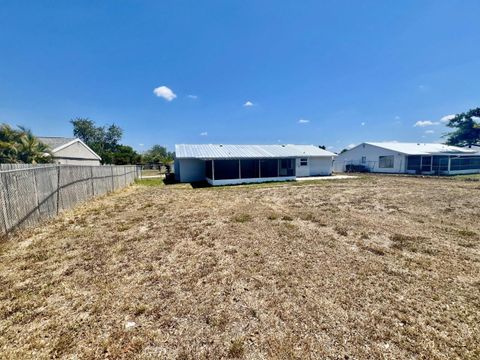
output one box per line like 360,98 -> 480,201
175,144 -> 336,159
37,137 -> 76,151
366,142 -> 477,155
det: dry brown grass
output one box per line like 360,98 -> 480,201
0,175 -> 479,359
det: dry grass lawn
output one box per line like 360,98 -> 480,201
0,175 -> 479,359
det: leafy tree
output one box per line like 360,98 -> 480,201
444,108 -> 480,146
105,145 -> 142,165
70,118 -> 138,164
71,118 -> 102,146
0,124 -> 52,163
104,124 -> 123,151
143,145 -> 175,164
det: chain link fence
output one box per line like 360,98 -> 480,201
0,165 -> 141,234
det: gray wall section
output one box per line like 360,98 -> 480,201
174,159 -> 181,181
53,141 -> 100,160
178,159 -> 205,182
54,158 -> 101,166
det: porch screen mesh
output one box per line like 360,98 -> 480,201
205,160 -> 212,179
260,159 -> 279,178
240,160 -> 260,178
213,160 -> 239,180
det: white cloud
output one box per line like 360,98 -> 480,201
425,130 -> 435,134
414,120 -> 439,127
472,116 -> 480,121
361,122 -> 365,126
243,101 -> 254,107
346,143 -> 356,149
440,114 -> 455,123
139,143 -> 144,147
298,119 -> 310,124
200,131 -> 208,136
327,146 -> 334,150
153,86 -> 177,101
187,94 -> 198,99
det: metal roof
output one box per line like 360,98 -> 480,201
37,137 -> 76,151
366,142 -> 477,155
175,144 -> 336,159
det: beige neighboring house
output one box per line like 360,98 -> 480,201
38,137 -> 102,166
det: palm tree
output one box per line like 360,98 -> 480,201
0,124 -> 52,164
0,124 -> 20,163
16,126 -> 52,164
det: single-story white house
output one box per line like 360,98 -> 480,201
333,142 -> 480,175
174,144 -> 336,185
38,137 -> 102,166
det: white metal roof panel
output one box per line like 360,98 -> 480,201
175,144 -> 336,159
366,142 -> 477,155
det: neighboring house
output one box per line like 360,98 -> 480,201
38,137 -> 102,166
334,142 -> 480,175
175,144 -> 336,185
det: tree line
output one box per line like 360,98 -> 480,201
1,118 -> 174,165
1,108 -> 479,164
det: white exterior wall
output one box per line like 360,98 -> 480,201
334,143 -> 407,173
296,156 -> 333,176
308,156 -> 334,176
177,158 -> 205,182
295,158 -> 310,177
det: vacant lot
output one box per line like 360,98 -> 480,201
0,175 -> 479,359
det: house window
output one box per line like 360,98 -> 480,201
361,156 -> 366,164
300,158 -> 308,166
379,155 -> 394,169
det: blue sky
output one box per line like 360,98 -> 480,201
1,0 -> 479,152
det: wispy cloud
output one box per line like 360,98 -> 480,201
395,116 -> 401,120
425,130 -> 435,134
200,131 -> 208,136
361,122 -> 365,126
187,94 -> 198,99
153,86 -> 177,101
139,143 -> 144,147
243,101 -> 254,107
414,120 -> 439,127
440,114 -> 455,123
298,119 -> 310,124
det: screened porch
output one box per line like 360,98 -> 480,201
406,155 -> 480,175
205,158 -> 296,184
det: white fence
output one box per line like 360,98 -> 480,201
0,164 -> 141,234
